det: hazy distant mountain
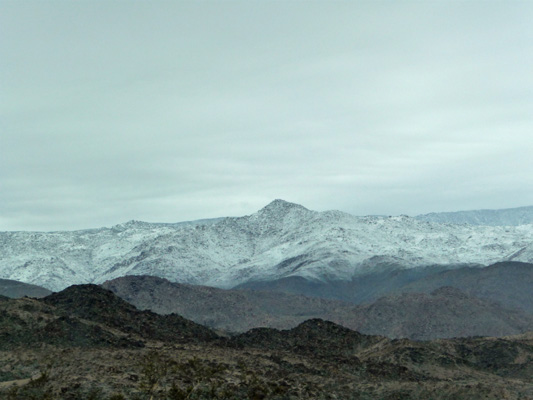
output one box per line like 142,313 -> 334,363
349,286 -> 533,340
238,261 -> 533,311
0,278 -> 51,298
2,200 -> 533,291
416,205 -> 533,226
237,264 -> 454,304
103,275 -> 533,340
102,275 -> 357,332
400,261 -> 533,314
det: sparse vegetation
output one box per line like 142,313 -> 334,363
1,285 -> 532,399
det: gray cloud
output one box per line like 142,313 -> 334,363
1,1 -> 533,230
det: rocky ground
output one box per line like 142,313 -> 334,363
1,286 -> 533,399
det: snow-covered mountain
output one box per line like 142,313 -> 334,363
416,205 -> 533,226
1,199 -> 533,291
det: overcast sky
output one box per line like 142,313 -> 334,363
1,1 -> 533,231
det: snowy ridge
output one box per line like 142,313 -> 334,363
416,205 -> 533,226
1,199 -> 533,291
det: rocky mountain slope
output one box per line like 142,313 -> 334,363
43,284 -> 218,344
1,285 -> 533,399
416,205 -> 533,226
103,275 -> 533,340
0,284 -> 217,351
2,200 -> 533,291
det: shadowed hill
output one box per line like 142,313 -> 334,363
230,319 -> 386,356
1,284 -> 220,351
43,284 -> 218,343
0,296 -> 142,349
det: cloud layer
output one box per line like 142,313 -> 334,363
2,2 -> 533,230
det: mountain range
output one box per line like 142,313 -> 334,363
415,205 -> 533,226
1,200 -> 533,292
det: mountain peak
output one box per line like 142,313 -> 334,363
111,220 -> 149,231
259,199 -> 309,214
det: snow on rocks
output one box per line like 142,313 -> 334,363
1,200 -> 533,291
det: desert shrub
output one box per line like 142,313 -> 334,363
85,387 -> 104,400
166,381 -> 191,400
139,351 -> 170,396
